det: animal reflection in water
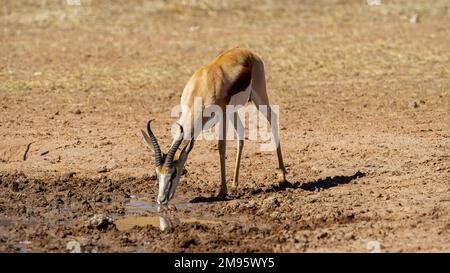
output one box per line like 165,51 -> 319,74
159,214 -> 180,231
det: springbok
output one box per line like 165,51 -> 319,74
141,47 -> 287,205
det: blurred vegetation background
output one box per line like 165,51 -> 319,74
1,0 -> 449,98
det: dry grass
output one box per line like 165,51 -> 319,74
2,0 -> 449,99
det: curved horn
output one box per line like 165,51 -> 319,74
146,120 -> 163,167
165,123 -> 184,168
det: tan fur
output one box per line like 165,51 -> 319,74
180,47 -> 256,113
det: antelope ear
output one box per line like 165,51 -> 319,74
141,130 -> 155,153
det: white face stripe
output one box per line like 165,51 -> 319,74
157,170 -> 172,204
158,173 -> 167,195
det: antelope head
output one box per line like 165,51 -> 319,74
141,120 -> 194,205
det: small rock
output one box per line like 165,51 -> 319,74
316,231 -> 328,240
367,240 -> 382,253
226,200 -> 240,210
345,212 -> 355,220
270,211 -> 281,220
410,101 -> 419,108
74,109 -> 82,115
61,172 -> 76,181
99,175 -> 108,183
410,14 -> 420,24
261,197 -> 280,210
66,240 -> 81,253
98,166 -> 108,173
344,233 -> 355,240
85,214 -> 114,231
246,200 -> 257,209
106,161 -> 119,172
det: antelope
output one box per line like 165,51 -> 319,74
141,47 -> 287,205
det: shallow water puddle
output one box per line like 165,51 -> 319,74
119,195 -> 223,231
126,200 -> 195,211
115,215 -> 220,231
126,196 -> 217,212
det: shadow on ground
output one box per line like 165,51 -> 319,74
189,171 -> 366,204
278,170 -> 365,192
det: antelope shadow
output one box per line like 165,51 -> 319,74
189,195 -> 234,204
189,170 -> 365,204
271,170 -> 365,192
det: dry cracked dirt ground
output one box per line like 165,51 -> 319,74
0,0 -> 449,252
